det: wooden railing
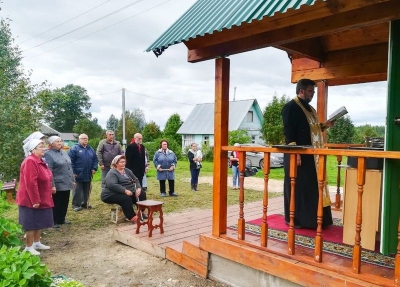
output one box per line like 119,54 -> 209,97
220,145 -> 400,284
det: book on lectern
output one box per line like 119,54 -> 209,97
327,106 -> 348,122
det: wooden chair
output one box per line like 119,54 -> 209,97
1,179 -> 17,204
136,200 -> 164,237
110,205 -> 126,224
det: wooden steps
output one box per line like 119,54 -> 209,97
166,240 -> 209,278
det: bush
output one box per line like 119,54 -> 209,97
144,137 -> 183,161
88,137 -> 100,150
51,276 -> 85,287
0,217 -> 23,247
200,144 -> 214,161
0,246 -> 53,286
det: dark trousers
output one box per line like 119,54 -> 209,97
190,168 -> 200,184
52,190 -> 70,224
102,193 -> 137,220
159,180 -> 174,194
72,182 -> 91,208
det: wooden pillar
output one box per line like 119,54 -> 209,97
315,155 -> 326,263
382,20 -> 400,255
212,57 -> 230,236
317,81 -> 328,142
260,152 -> 271,247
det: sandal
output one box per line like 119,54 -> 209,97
130,215 -> 138,224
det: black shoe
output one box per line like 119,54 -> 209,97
61,220 -> 71,224
140,213 -> 148,221
169,193 -> 178,197
285,221 -> 302,229
81,204 -> 93,209
52,224 -> 61,228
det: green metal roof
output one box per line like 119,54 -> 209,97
146,0 -> 322,56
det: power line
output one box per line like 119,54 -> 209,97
23,0 -> 146,52
18,0 -> 113,45
25,0 -> 172,59
125,89 -> 194,106
88,89 -> 122,97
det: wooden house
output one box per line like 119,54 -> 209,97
140,0 -> 400,286
177,99 -> 264,148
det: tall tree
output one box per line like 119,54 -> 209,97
0,19 -> 43,180
39,84 -> 91,132
327,116 -> 355,143
352,124 -> 380,144
142,121 -> 162,142
106,114 -> 118,131
228,130 -> 251,146
163,113 -> 183,145
72,117 -> 104,140
261,94 -> 289,145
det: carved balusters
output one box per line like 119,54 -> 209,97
352,157 -> 366,273
261,152 -> 271,247
335,155 -> 343,210
237,151 -> 246,240
288,153 -> 297,255
315,155 -> 326,263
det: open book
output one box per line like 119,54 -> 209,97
327,106 -> 348,122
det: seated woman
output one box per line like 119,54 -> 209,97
101,155 -> 146,223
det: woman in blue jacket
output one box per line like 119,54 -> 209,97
153,139 -> 178,197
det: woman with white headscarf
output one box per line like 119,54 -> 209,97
17,139 -> 54,256
101,155 -> 145,224
22,131 -> 45,157
43,136 -> 74,228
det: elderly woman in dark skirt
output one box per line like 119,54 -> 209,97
101,155 -> 146,223
44,136 -> 75,228
17,139 -> 54,255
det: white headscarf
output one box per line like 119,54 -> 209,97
48,136 -> 61,145
111,155 -> 125,168
26,139 -> 43,155
22,132 -> 45,156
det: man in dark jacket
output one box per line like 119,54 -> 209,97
125,133 -> 146,187
96,130 -> 122,183
68,134 -> 98,211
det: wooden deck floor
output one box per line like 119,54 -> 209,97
113,195 -> 395,286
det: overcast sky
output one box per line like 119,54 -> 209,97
1,0 -> 387,130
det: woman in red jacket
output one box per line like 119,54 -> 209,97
17,139 -> 54,255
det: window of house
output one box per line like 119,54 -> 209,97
251,135 -> 256,144
183,135 -> 194,147
203,136 -> 210,146
247,111 -> 253,122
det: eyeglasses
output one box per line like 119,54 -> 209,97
80,138 -> 88,140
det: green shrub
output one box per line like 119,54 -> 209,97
0,217 -> 23,247
144,137 -> 183,161
200,144 -> 214,161
0,246 -> 53,287
51,275 -> 85,287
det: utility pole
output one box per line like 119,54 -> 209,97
122,88 -> 126,151
233,86 -> 237,101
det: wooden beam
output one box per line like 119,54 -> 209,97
327,74 -> 387,86
212,58 -> 230,236
277,38 -> 326,62
187,1 -> 400,63
185,0 -> 392,50
317,81 -> 328,142
292,60 -> 387,83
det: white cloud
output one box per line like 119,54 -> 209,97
1,0 -> 387,131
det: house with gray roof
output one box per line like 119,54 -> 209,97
177,99 -> 264,148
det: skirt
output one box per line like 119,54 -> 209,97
18,206 -> 54,231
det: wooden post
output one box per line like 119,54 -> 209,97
212,58 -> 230,236
352,157 -> 366,273
315,155 -> 326,263
237,151 -> 246,240
288,153 -> 297,255
261,152 -> 271,247
317,81 -> 328,143
395,216 -> 400,286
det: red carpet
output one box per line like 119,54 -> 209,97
248,214 -> 343,244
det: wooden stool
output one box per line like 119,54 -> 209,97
110,205 -> 126,224
1,179 -> 16,204
136,200 -> 164,237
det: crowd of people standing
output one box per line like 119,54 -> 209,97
16,129 -> 205,255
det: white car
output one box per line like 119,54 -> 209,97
229,143 -> 284,169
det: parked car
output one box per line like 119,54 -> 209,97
228,143 -> 284,169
